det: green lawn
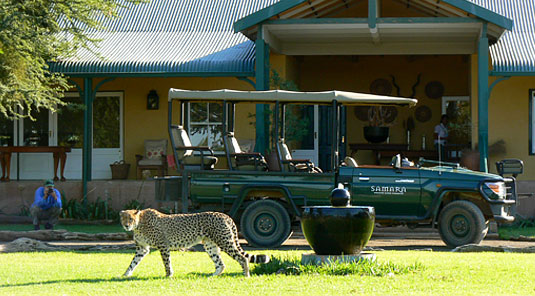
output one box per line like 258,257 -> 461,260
0,223 -> 124,233
498,225 -> 535,240
1,250 -> 534,295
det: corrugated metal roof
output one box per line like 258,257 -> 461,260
469,0 -> 535,74
50,0 -> 277,75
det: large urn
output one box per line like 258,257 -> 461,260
301,188 -> 375,255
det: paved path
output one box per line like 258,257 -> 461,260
1,226 -> 534,252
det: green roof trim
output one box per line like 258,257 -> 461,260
490,71 -> 534,77
442,0 -> 513,30
233,0 -> 306,33
234,0 -> 513,33
62,72 -> 256,78
263,17 -> 482,25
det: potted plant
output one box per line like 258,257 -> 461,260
363,106 -> 392,143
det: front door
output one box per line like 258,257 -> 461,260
17,110 -> 55,179
285,105 -> 319,165
59,92 -> 124,179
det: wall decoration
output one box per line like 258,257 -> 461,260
425,81 -> 444,99
354,106 -> 370,121
354,106 -> 397,124
415,105 -> 432,122
369,79 -> 392,95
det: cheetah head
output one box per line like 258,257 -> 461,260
120,210 -> 141,231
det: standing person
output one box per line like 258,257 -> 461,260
434,114 -> 449,161
30,179 -> 62,230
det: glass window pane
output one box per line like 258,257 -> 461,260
190,125 -> 209,146
446,100 -> 471,145
93,96 -> 120,148
209,103 -> 222,123
190,103 -> 207,123
210,125 -> 224,151
57,96 -> 84,148
0,116 -> 14,146
23,109 -> 48,146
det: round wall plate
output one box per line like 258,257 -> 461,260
425,81 -> 444,99
415,105 -> 432,122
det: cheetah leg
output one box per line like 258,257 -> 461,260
216,238 -> 250,277
159,247 -> 174,277
203,240 -> 225,276
124,245 -> 150,277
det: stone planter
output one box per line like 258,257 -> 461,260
301,206 -> 375,255
363,126 -> 389,143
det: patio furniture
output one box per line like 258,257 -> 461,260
0,146 -> 71,181
136,139 -> 168,179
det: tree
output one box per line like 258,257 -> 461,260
0,0 -> 138,119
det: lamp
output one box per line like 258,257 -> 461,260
147,90 -> 159,110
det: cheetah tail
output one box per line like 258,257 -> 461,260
247,254 -> 270,264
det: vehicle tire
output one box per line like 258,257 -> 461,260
240,199 -> 292,248
438,200 -> 489,248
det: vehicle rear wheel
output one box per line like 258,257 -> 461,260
438,200 -> 488,248
240,199 -> 292,248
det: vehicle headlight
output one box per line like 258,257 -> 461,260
485,182 -> 506,199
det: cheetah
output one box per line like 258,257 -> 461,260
120,209 -> 269,277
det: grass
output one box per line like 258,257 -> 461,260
1,250 -> 535,295
498,225 -> 535,240
0,223 -> 124,233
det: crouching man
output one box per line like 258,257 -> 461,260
30,179 -> 62,230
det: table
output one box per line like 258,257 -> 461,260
349,143 -> 437,165
0,146 -> 72,181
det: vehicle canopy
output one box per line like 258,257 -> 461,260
168,88 -> 418,107
167,88 -> 417,172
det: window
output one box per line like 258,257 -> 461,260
530,89 -> 535,155
189,102 -> 224,152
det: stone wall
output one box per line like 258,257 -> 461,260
0,180 -> 176,215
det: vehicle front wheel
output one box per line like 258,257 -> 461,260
438,200 -> 489,248
240,199 -> 292,248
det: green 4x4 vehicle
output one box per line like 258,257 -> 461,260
158,89 -> 515,249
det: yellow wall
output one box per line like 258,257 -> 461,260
470,56 -> 535,180
71,76 -> 256,177
297,55 -> 470,164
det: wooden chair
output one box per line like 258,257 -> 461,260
136,139 -> 168,179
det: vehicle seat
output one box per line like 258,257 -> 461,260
276,138 -> 322,173
224,132 -> 268,171
343,156 -> 358,168
170,125 -> 218,170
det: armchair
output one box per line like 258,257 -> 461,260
136,139 -> 168,179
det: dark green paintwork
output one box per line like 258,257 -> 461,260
186,163 -> 510,223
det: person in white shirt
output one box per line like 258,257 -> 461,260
434,114 -> 449,161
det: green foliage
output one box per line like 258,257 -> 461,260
122,199 -> 146,210
61,193 -> 118,221
18,205 -> 30,217
0,0 -> 139,119
498,217 -> 535,239
252,254 -> 422,276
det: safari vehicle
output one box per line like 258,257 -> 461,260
156,89 -> 515,248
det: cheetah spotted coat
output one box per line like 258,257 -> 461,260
120,209 -> 269,277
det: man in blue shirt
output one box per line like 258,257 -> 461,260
30,179 -> 62,230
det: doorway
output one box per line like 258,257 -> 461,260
0,92 -> 124,180
284,105 -> 319,165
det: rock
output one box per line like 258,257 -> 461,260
452,244 -> 535,253
0,237 -> 136,253
0,230 -> 131,242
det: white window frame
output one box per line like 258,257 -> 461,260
188,102 -> 224,153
